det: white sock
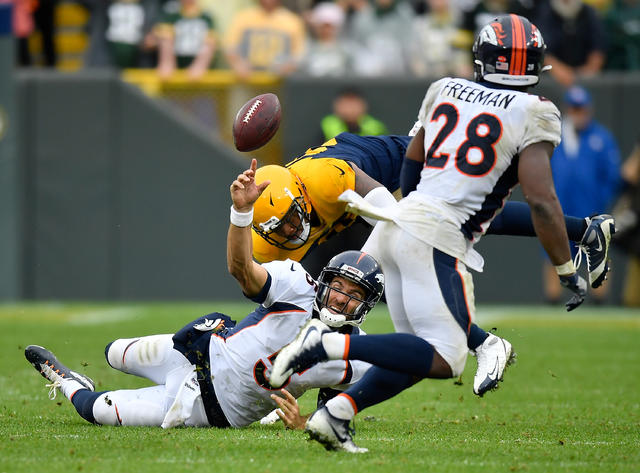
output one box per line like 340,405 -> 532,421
325,394 -> 356,421
61,379 -> 87,400
321,332 -> 348,360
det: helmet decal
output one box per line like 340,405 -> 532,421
490,21 -> 506,46
339,264 -> 365,280
473,14 -> 547,87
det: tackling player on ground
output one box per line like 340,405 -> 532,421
269,14 -> 597,452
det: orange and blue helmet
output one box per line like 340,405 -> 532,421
473,14 -> 549,87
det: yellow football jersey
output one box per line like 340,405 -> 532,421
251,156 -> 356,263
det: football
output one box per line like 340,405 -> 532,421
232,93 -> 282,152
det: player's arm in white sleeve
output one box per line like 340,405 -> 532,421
228,158 -> 270,297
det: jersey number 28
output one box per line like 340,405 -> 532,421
425,103 -> 503,177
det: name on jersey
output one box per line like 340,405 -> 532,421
441,81 -> 516,110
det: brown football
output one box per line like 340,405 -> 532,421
232,93 -> 282,152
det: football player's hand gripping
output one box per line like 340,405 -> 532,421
230,158 -> 270,212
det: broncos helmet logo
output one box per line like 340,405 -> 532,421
491,22 -> 507,46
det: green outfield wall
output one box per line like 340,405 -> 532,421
6,71 -> 639,303
0,3 -> 20,300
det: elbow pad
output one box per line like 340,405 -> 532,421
400,157 -> 423,197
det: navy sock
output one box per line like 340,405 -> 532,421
71,390 -> 106,424
487,201 -> 587,242
565,216 -> 588,242
348,333 -> 434,377
343,366 -> 417,413
467,323 -> 489,351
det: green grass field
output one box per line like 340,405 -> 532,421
1,302 -> 639,473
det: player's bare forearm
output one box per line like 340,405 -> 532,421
352,163 -> 384,196
519,142 -> 572,266
227,159 -> 269,295
405,127 -> 426,163
226,225 -> 264,295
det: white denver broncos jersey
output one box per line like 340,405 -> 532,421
397,77 -> 561,271
208,259 -> 369,427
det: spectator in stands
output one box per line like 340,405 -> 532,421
345,0 -> 415,76
604,0 -> 640,71
154,0 -> 217,80
224,0 -> 306,79
542,86 -> 621,304
16,0 -> 57,66
533,0 -> 607,86
300,2 -> 352,77
103,0 -> 160,69
13,0 -> 35,65
612,136 -> 640,306
320,88 -> 388,142
409,0 -> 472,79
584,0 -> 613,11
459,0 -> 537,40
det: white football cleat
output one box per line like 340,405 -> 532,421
305,407 -> 368,453
473,334 -> 515,396
270,319 -> 330,388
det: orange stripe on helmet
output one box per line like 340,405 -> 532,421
510,14 -> 527,76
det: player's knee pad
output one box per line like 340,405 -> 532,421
105,338 -> 138,371
107,335 -> 174,372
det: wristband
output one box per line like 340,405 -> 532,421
230,206 -> 254,227
554,260 -> 576,276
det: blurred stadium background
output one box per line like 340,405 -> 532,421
0,1 -> 639,305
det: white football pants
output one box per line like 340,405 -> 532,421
362,221 -> 474,376
91,334 -> 208,426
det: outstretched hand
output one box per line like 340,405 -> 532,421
270,389 -> 308,430
230,158 -> 270,212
